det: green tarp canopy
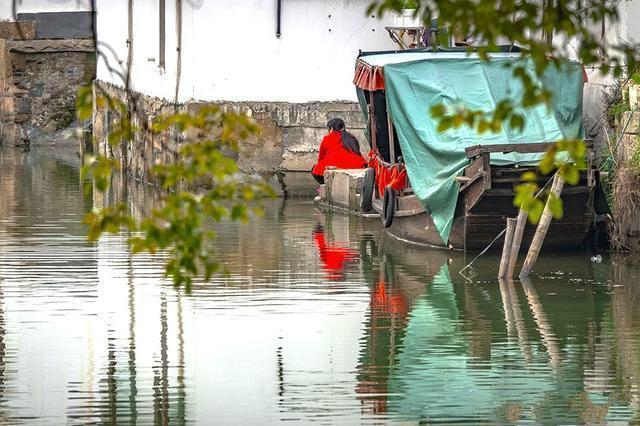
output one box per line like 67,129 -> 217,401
358,52 -> 584,244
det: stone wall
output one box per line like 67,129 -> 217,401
92,81 -> 368,196
0,24 -> 95,146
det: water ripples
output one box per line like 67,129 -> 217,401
2,145 -> 640,423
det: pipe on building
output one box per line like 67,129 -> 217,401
174,0 -> 183,105
276,0 -> 282,37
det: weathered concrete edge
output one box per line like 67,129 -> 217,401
7,39 -> 95,53
92,80 -> 368,197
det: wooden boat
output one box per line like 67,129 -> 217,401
349,47 -> 600,251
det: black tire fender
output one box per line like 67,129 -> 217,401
360,167 -> 375,212
382,186 -> 396,228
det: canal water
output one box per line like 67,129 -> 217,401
1,143 -> 640,424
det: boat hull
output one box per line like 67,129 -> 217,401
372,188 -> 593,251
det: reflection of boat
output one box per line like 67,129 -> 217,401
322,48 -> 599,251
353,238 -> 633,423
356,241 -> 453,415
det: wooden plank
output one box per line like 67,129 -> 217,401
458,172 -> 482,192
369,91 -> 377,151
481,152 -> 491,190
465,142 -> 557,159
461,153 -> 491,211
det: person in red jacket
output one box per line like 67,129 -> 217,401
311,118 -> 367,184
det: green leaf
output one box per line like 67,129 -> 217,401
430,104 -> 446,117
548,194 -> 564,219
560,164 -> 580,185
527,199 -> 545,224
437,116 -> 454,132
538,150 -> 556,175
509,113 -> 525,132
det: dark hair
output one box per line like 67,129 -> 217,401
327,118 -> 361,155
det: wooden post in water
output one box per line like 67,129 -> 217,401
506,208 -> 528,279
498,218 -> 516,278
519,174 -> 565,279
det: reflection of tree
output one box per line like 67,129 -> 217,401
106,332 -> 118,423
175,294 -> 186,425
153,294 -> 169,425
0,283 -> 5,397
152,292 -> 187,426
127,251 -> 138,422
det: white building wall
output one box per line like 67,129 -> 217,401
0,0 -> 91,20
96,0 -> 397,103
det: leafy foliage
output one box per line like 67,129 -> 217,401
77,88 -> 274,290
368,0 -> 637,222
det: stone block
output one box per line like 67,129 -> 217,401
324,168 -> 365,211
0,21 -> 36,40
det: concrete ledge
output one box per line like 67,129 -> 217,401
7,39 -> 94,53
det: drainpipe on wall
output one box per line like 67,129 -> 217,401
276,0 -> 282,37
126,0 -> 134,91
174,0 -> 182,106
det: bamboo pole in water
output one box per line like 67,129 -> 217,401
498,218 -> 516,278
520,174 -> 565,279
521,276 -> 562,372
498,278 -> 533,363
507,208 -> 528,278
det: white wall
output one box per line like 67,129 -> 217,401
0,0 -> 91,20
96,0 -> 397,103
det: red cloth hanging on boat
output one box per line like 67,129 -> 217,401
388,167 -> 407,191
367,149 -> 407,195
312,130 -> 367,176
353,59 -> 386,91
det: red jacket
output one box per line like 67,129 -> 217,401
312,130 -> 366,176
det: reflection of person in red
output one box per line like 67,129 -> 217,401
313,225 -> 359,280
311,118 -> 367,185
